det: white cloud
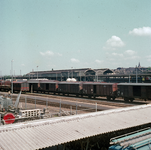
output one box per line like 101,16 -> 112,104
129,27 -> 151,36
56,52 -> 62,56
146,55 -> 151,61
70,58 -> 80,63
21,64 -> 25,66
103,36 -> 125,50
124,50 -> 140,60
95,60 -> 104,64
40,51 -> 63,57
124,50 -> 136,56
40,51 -> 54,56
112,53 -> 123,57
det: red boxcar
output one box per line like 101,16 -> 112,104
13,81 -> 29,92
58,81 -> 83,96
82,82 -> 118,100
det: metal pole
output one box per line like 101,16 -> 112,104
25,97 -> 27,109
35,97 -> 36,109
46,97 -> 48,109
70,106 -> 72,115
136,67 -> 137,83
60,100 -> 61,115
96,103 -> 97,112
76,101 -> 77,115
11,60 -> 13,94
37,66 -> 38,79
129,74 -> 130,83
80,71 -> 81,81
0,114 -> 1,126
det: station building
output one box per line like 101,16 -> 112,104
25,67 -> 151,83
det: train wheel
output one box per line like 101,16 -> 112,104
107,96 -> 111,101
124,97 -> 129,102
88,95 -> 91,98
112,97 -> 115,101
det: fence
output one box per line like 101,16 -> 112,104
0,94 -> 98,125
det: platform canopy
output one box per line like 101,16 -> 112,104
0,104 -> 151,150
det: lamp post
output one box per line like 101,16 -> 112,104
37,66 -> 38,79
136,65 -> 138,83
71,67 -> 73,78
11,60 -> 14,94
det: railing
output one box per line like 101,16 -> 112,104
0,94 -> 98,126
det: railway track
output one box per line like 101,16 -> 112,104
21,92 -> 139,108
1,92 -> 147,110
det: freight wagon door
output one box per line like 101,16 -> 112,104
141,86 -> 146,99
46,84 -> 49,90
30,84 -> 33,93
128,86 -> 133,97
133,86 -> 141,97
147,87 -> 151,99
93,85 -> 96,94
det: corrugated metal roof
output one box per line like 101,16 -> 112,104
0,105 -> 151,150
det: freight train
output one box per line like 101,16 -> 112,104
1,79 -> 151,102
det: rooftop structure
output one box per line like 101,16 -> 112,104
0,104 -> 151,149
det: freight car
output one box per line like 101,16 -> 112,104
13,81 -> 29,92
58,81 -> 83,96
0,80 -> 11,91
82,82 -> 118,100
28,79 -> 58,94
2,79 -> 151,102
117,83 -> 151,102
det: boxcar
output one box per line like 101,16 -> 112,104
58,81 -> 82,96
39,80 -> 58,94
0,80 -> 11,91
28,79 -> 40,93
82,82 -> 118,99
117,83 -> 151,102
13,81 -> 29,92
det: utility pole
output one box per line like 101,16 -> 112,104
136,65 -> 138,83
37,66 -> 38,79
11,60 -> 14,94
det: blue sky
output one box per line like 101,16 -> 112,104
0,0 -> 151,75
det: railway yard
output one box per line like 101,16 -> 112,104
1,80 -> 151,150
0,91 -> 149,122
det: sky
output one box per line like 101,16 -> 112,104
0,0 -> 151,75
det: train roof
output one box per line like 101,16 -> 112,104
83,82 -> 116,85
58,81 -> 82,84
39,80 -> 58,83
118,83 -> 151,86
28,79 -> 58,83
13,81 -> 27,83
